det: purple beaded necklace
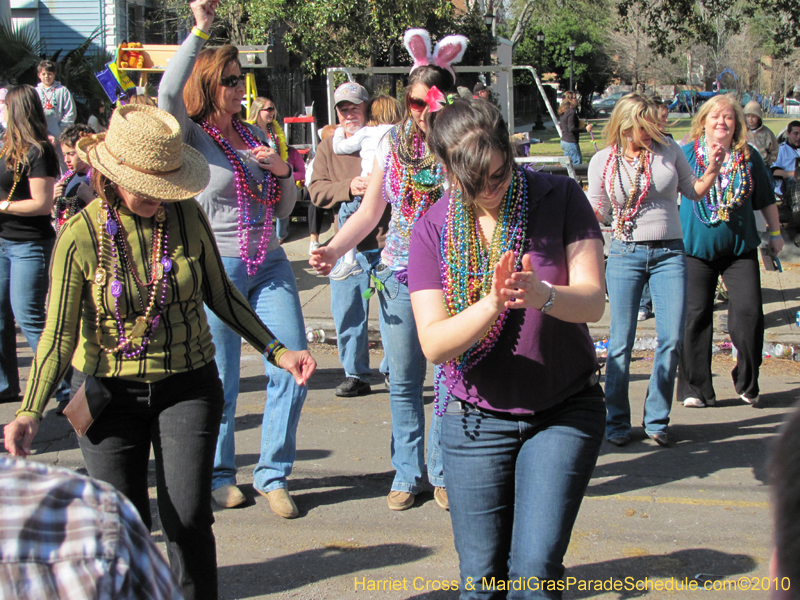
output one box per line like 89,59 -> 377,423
201,118 -> 281,276
94,200 -> 171,359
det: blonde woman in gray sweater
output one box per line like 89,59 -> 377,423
587,94 -> 724,448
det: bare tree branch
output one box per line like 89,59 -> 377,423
510,0 -> 535,48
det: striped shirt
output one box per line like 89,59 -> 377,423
17,197 -> 284,420
0,457 -> 182,599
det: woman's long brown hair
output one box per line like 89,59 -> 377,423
2,85 -> 52,169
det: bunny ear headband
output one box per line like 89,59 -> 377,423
403,28 -> 468,82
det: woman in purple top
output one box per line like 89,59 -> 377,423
408,99 -> 606,598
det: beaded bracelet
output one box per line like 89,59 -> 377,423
770,230 -> 782,237
192,26 -> 210,40
265,339 -> 282,356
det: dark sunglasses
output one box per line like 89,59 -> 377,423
408,96 -> 428,112
260,107 -> 276,113
220,74 -> 246,88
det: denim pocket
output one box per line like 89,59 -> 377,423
375,263 -> 400,300
607,239 -> 632,257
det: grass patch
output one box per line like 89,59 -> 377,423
525,116 -> 792,162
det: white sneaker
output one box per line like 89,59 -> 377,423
637,308 -> 652,321
683,397 -> 706,408
309,240 -> 320,254
329,260 -> 363,281
741,394 -> 759,406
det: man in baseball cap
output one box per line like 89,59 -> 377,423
309,81 -> 391,399
333,82 -> 369,107
473,81 -> 491,100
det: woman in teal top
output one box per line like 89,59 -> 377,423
677,94 -> 783,409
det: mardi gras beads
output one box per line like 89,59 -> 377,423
433,169 -> 529,416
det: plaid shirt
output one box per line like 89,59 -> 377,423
0,458 -> 182,599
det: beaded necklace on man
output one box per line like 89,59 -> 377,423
53,169 -> 92,232
201,118 -> 281,276
93,199 -> 172,358
602,145 -> 653,240
433,168 -> 529,417
384,119 -> 444,237
692,134 -> 750,225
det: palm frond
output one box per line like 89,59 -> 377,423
0,19 -> 43,84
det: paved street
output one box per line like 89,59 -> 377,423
2,225 -> 800,599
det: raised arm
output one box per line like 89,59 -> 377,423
675,139 -> 724,201
157,0 -> 217,143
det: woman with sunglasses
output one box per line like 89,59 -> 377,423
310,29 -> 466,511
159,0 -> 309,517
247,97 -> 306,242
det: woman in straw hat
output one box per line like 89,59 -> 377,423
159,0 -> 308,517
3,104 -> 316,600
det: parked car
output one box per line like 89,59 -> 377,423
592,92 -> 626,115
785,98 -> 800,115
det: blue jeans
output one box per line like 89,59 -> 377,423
0,237 -> 69,402
560,141 -> 582,165
442,389 -> 605,599
275,216 -> 290,241
330,248 -> 388,382
639,282 -> 652,313
207,247 -> 308,493
604,239 -> 687,438
375,264 -> 442,491
75,362 -> 223,600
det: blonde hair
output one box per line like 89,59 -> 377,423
557,91 -> 577,116
688,94 -> 749,159
603,93 -> 665,152
247,96 -> 279,124
367,95 -> 403,126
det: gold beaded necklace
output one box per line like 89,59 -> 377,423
0,149 -> 22,204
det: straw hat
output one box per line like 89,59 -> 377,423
76,104 -> 209,202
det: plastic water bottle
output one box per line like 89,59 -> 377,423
305,327 -> 325,343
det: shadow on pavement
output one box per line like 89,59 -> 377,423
564,548 -> 757,599
218,543 -> 435,597
590,411 -> 790,495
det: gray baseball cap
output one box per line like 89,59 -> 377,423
334,82 -> 369,107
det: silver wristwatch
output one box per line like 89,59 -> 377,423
540,281 -> 555,314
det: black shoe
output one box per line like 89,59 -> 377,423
607,434 -> 630,447
54,399 -> 70,415
335,377 -> 371,397
648,432 -> 670,447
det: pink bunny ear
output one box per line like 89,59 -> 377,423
433,35 -> 468,82
404,29 -> 433,74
